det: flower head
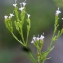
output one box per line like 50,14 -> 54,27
33,36 -> 36,40
27,14 -> 30,18
22,2 -> 26,6
31,34 -> 45,44
19,7 -> 24,11
4,15 -> 8,19
31,36 -> 37,44
22,0 -> 26,6
13,4 -> 17,7
9,13 -> 14,18
56,7 -> 61,16
31,40 -> 34,43
40,35 -> 45,40
36,37 -> 40,41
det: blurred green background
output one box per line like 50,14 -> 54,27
0,0 -> 63,63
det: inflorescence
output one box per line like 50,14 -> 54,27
4,0 -> 30,19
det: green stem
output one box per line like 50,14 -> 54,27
26,30 -> 29,46
37,49 -> 41,63
48,15 -> 59,48
28,52 -> 37,63
20,29 -> 25,44
11,32 -> 25,46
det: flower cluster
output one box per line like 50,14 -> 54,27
31,35 -> 45,44
56,7 -> 61,16
4,13 -> 14,19
13,0 -> 26,11
4,0 -> 30,19
55,7 -> 63,20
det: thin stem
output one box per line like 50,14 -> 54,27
37,49 -> 41,63
21,29 -> 25,44
26,30 -> 29,46
11,32 -> 25,46
28,51 -> 37,63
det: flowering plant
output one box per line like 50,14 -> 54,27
4,0 -> 63,63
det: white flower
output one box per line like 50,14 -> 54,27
4,15 -> 8,19
9,13 -> 14,18
27,14 -> 30,18
22,2 -> 26,6
40,35 -> 45,40
31,36 -> 36,44
20,0 -> 26,7
22,0 -> 26,6
33,36 -> 36,40
31,34 -> 45,44
56,7 -> 61,15
31,40 -> 34,43
10,13 -> 14,16
62,18 -> 63,20
13,4 -> 17,7
33,36 -> 40,41
36,37 -> 40,41
19,7 -> 24,11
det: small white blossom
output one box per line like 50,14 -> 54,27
22,2 -> 26,6
31,40 -> 34,43
33,36 -> 36,40
9,13 -> 14,18
31,36 -> 36,44
36,37 -> 40,41
23,0 -> 26,6
31,34 -> 45,44
27,14 -> 30,18
13,4 -> 17,7
40,35 -> 45,40
10,13 -> 14,16
4,15 -> 8,19
62,18 -> 63,20
56,7 -> 61,15
19,7 -> 24,11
